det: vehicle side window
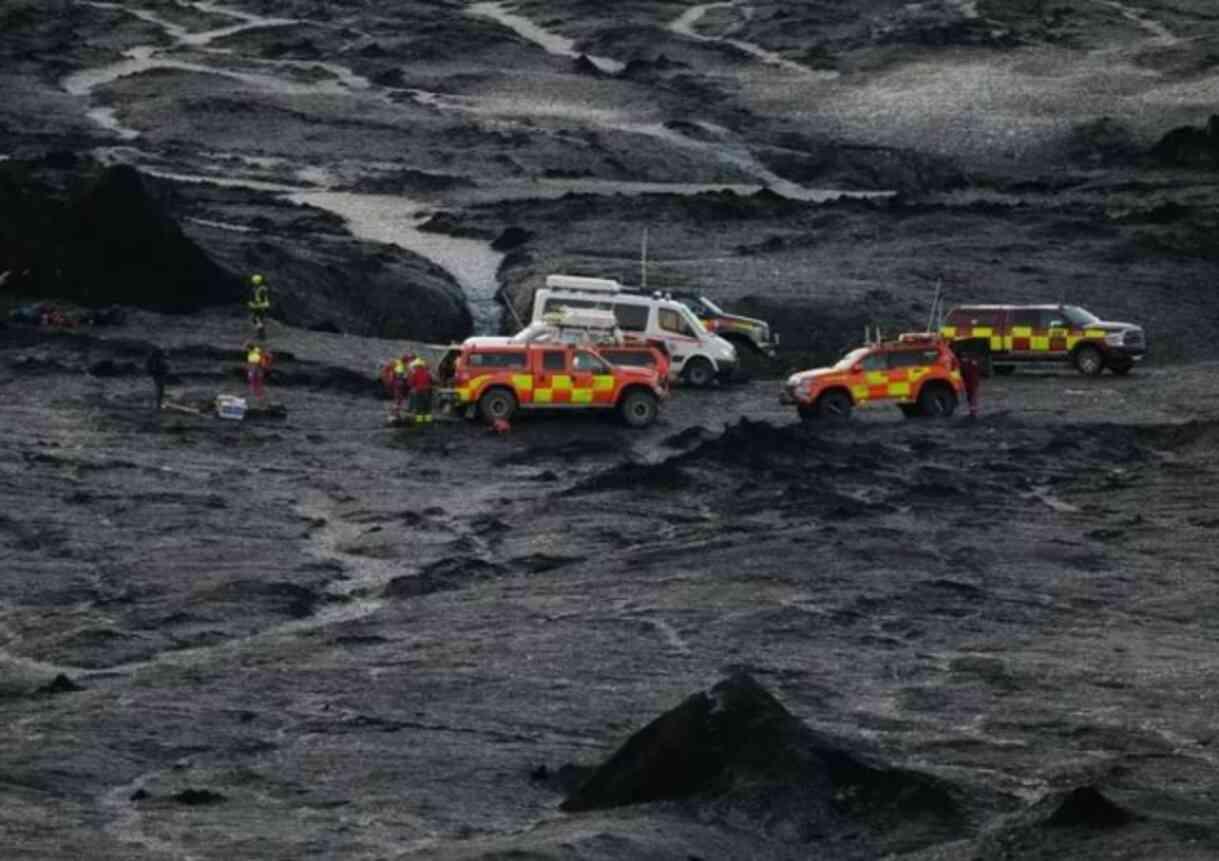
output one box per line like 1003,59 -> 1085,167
1011,309 -> 1041,328
888,350 -> 937,368
613,303 -> 649,332
572,350 -> 610,373
859,353 -> 886,372
542,351 -> 566,371
603,350 -> 653,368
543,298 -> 610,313
468,351 -> 527,368
658,308 -> 685,335
1043,309 -> 1066,328
953,309 -> 1003,327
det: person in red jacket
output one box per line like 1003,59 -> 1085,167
408,357 -> 433,424
381,353 -> 415,418
959,353 -> 982,419
246,342 -> 273,400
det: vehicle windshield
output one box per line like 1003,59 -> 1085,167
1063,306 -> 1100,327
832,347 -> 872,371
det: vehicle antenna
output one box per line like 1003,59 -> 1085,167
505,287 -> 527,331
927,277 -> 943,333
640,227 -> 648,290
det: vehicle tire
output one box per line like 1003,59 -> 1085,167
683,357 -> 715,388
1108,362 -> 1133,376
1073,344 -> 1104,376
478,387 -> 517,424
816,390 -> 852,420
993,364 -> 1015,376
917,383 -> 957,418
619,389 -> 659,428
797,404 -> 817,422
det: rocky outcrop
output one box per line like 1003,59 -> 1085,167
1151,115 -> 1219,168
562,674 -> 966,851
0,157 -> 241,310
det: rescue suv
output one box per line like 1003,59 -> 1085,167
941,304 -> 1147,376
444,340 -> 668,428
664,290 -> 779,357
781,333 -> 964,421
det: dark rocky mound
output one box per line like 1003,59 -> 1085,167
561,673 -> 967,851
1151,115 -> 1219,168
564,458 -> 694,495
965,785 -> 1159,858
0,158 -> 241,310
490,225 -> 533,252
1066,117 -> 1142,167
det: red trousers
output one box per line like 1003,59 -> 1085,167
247,367 -> 265,399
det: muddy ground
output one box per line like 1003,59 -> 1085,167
5,312 -> 1219,859
5,0 -> 1219,858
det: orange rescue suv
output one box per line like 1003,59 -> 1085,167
448,341 -> 668,428
781,333 -> 964,421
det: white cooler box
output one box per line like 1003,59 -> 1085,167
215,395 -> 248,421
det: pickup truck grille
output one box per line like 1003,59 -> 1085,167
1123,330 -> 1144,347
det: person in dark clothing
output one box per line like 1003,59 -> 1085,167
146,348 -> 169,411
959,353 -> 982,418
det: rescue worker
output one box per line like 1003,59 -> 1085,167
408,356 -> 433,424
246,342 -> 272,400
145,347 -> 169,412
247,274 -> 271,339
383,353 -> 414,418
960,352 -> 982,419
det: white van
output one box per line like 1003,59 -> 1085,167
531,274 -> 738,386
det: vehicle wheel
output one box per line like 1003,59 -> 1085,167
917,384 -> 957,418
619,389 -> 659,428
993,364 -> 1015,376
797,404 -> 817,422
1108,362 -> 1133,376
816,390 -> 852,420
478,387 -> 517,424
1073,344 -> 1104,376
683,357 -> 715,388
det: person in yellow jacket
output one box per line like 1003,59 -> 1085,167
247,274 -> 271,339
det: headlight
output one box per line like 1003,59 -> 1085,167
1104,332 -> 1124,346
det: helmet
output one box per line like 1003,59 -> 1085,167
250,274 -> 264,285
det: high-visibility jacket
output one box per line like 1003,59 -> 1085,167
247,348 -> 272,369
248,285 -> 271,312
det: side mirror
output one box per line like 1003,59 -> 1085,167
1049,320 -> 1064,329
